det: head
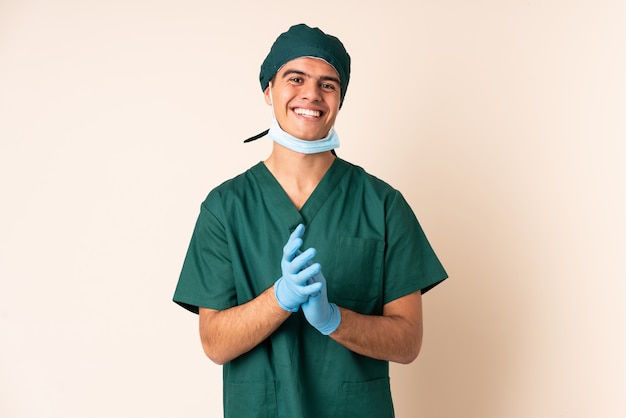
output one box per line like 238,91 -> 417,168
260,24 -> 351,109
259,24 -> 351,142
264,56 -> 341,141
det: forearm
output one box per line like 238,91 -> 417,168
199,286 -> 290,365
329,292 -> 423,364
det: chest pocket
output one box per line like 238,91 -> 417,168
328,236 -> 385,314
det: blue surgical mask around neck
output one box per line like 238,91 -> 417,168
268,118 -> 340,154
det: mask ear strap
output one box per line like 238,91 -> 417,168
244,83 -> 275,143
244,129 -> 269,143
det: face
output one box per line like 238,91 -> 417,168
264,57 -> 341,141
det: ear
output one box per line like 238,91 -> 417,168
263,85 -> 272,106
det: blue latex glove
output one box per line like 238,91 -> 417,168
274,224 -> 323,312
302,270 -> 341,335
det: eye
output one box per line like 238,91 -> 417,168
321,82 -> 337,91
289,76 -> 304,84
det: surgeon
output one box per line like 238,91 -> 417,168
173,23 -> 448,418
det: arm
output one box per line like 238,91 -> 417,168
330,291 -> 423,364
199,223 -> 322,365
303,275 -> 423,364
199,286 -> 290,365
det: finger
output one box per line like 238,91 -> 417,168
283,224 -> 305,259
300,281 -> 323,297
313,271 -> 326,285
283,237 -> 303,259
288,223 -> 305,242
293,263 -> 321,284
293,248 -> 316,268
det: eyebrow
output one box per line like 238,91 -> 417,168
281,69 -> 341,85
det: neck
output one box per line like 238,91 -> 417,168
264,143 -> 336,209
265,142 -> 335,180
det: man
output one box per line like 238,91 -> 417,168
173,23 -> 447,418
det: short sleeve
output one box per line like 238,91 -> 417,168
383,191 -> 448,304
173,194 -> 238,314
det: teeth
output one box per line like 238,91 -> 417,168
294,108 -> 321,118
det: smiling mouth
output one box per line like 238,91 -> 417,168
294,108 -> 322,118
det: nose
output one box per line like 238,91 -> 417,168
300,80 -> 322,102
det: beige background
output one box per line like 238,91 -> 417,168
1,0 -> 625,417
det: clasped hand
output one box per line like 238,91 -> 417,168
274,224 -> 341,335
274,224 -> 323,312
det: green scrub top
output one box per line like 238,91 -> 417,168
173,158 -> 447,418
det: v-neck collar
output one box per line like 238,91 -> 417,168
251,158 -> 349,227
